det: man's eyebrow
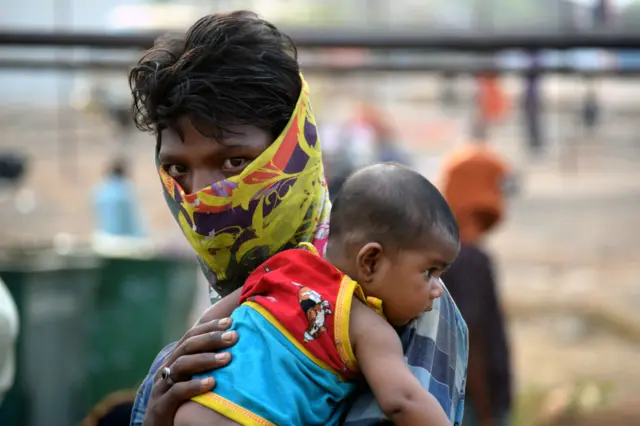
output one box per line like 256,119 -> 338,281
216,139 -> 250,148
157,151 -> 182,162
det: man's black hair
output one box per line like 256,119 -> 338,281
329,163 -> 460,251
129,10 -> 301,141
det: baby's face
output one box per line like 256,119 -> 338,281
372,232 -> 459,326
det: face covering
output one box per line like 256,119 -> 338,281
158,75 -> 331,297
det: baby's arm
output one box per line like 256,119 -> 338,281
194,287 -> 242,326
349,301 -> 451,426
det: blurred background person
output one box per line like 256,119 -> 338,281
324,101 -> 409,198
440,128 -> 516,426
81,390 -> 136,426
0,276 -> 18,407
522,54 -> 544,157
375,121 -> 410,165
91,158 -> 151,256
346,102 -> 386,168
477,71 -> 509,130
440,72 -> 460,110
581,76 -> 601,137
327,102 -> 381,196
0,154 -> 22,409
321,121 -> 359,200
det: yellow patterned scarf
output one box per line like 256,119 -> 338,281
158,76 -> 331,296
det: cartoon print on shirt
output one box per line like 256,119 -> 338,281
292,282 -> 333,342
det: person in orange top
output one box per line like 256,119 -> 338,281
440,134 -> 514,246
439,136 -> 516,426
477,73 -> 508,127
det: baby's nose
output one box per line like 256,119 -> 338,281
430,279 -> 444,299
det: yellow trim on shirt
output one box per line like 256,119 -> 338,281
334,276 -> 360,373
192,392 -> 275,426
365,296 -> 385,318
333,278 -> 386,373
243,301 -> 345,380
297,241 -> 319,255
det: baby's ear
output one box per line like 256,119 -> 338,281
355,242 -> 384,285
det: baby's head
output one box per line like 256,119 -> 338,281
326,163 -> 460,326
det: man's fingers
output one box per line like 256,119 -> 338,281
149,352 -> 226,410
169,352 -> 232,382
182,318 -> 233,342
165,318 -> 234,366
180,329 -> 237,357
165,377 -> 215,405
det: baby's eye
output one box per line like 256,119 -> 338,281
423,268 -> 441,279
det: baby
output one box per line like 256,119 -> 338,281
175,163 -> 461,426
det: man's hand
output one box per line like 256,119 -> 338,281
142,318 -> 238,426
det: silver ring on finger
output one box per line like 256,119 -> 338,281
161,366 -> 174,386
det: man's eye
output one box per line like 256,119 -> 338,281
165,164 -> 187,177
223,158 -> 249,170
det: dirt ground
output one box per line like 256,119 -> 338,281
509,314 -> 640,425
2,75 -> 639,424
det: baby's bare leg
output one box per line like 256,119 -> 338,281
175,401 -> 240,426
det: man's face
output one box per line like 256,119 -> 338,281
158,117 -> 271,194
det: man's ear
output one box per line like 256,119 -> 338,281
355,242 -> 383,286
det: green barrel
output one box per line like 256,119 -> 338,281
0,250 -> 199,426
0,251 -> 99,426
85,255 -> 198,409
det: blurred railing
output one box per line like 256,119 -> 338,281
6,28 -> 640,84
2,28 -> 640,248
4,28 -> 640,50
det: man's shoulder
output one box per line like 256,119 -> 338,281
137,342 -> 177,396
441,284 -> 469,338
149,342 -> 176,376
404,290 -> 467,340
131,342 -> 177,426
430,287 -> 468,332
399,291 -> 468,422
403,289 -> 469,366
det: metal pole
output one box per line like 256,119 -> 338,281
6,30 -> 640,50
4,57 -> 640,76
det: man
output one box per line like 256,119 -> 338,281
0,277 -> 18,406
440,135 -> 514,426
128,11 -> 468,426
